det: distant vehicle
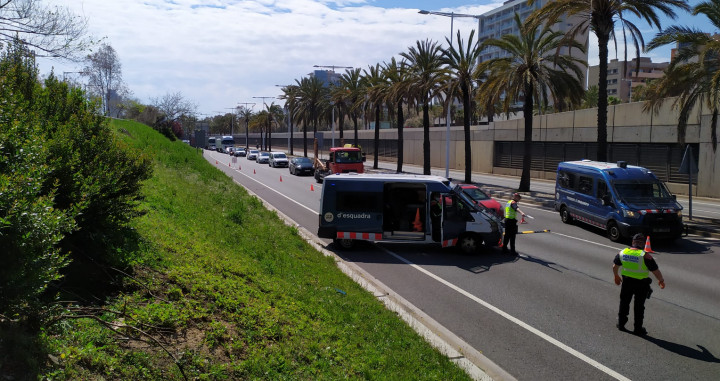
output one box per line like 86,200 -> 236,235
555,160 -> 683,241
269,152 -> 289,168
209,145 -> 217,151
227,147 -> 235,155
289,157 -> 314,176
247,149 -> 259,160
313,146 -> 365,183
455,184 -> 502,216
234,147 -> 246,157
256,152 -> 270,164
219,136 -> 235,152
207,136 -> 217,150
317,174 -> 502,253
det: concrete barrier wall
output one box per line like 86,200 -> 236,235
259,99 -> 718,197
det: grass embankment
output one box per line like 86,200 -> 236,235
37,119 -> 471,380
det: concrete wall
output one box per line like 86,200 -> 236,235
262,99 -> 718,197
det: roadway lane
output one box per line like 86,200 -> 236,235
205,150 -> 720,380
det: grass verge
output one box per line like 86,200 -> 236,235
28,119 -> 472,380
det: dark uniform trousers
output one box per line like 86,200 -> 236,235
618,276 -> 652,330
503,219 -> 518,251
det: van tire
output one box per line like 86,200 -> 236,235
334,238 -> 354,250
560,206 -> 573,224
607,221 -> 622,242
457,234 -> 481,254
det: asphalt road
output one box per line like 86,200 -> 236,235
205,150 -> 720,380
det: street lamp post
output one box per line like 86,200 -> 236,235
419,9 -> 482,178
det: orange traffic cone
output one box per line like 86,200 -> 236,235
280,176 -> 283,182
412,208 -> 422,232
644,236 -> 654,253
310,184 -> 314,191
498,237 -> 503,248
215,160 -> 218,164
229,163 -> 231,167
253,169 -> 256,174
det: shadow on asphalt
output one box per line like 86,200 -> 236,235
642,336 -> 720,363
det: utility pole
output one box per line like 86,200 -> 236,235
253,96 -> 274,151
238,102 -> 255,149
225,107 -> 239,136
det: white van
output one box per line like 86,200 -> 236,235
317,174 -> 503,253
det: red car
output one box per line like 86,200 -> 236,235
456,184 -> 502,216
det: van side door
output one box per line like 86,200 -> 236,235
441,193 -> 472,247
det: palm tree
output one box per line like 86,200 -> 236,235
339,68 -> 363,147
296,76 -> 327,156
383,57 -> 410,173
278,85 -> 298,155
362,64 -> 387,169
644,0 -> 720,150
476,13 -> 586,192
238,106 -> 253,149
443,29 -> 482,183
529,0 -> 690,162
266,103 -> 284,152
401,39 -> 447,175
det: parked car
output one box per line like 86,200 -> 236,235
455,184 -> 502,216
234,147 -> 246,157
289,157 -> 314,176
256,152 -> 270,164
269,152 -> 289,168
247,149 -> 259,160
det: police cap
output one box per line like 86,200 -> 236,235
632,233 -> 645,242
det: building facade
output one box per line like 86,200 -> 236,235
587,57 -> 669,102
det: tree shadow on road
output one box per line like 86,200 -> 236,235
643,336 -> 720,363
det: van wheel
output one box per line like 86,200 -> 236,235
560,206 -> 573,224
334,238 -> 354,250
457,234 -> 481,254
607,222 -> 622,242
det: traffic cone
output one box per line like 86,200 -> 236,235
498,237 -> 503,247
215,160 -> 218,165
310,184 -> 314,191
412,208 -> 422,232
229,163 -> 231,167
644,236 -> 654,253
280,175 -> 283,182
253,169 -> 256,174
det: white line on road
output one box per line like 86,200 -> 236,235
377,245 -> 631,381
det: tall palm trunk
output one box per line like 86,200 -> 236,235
422,99 -> 431,175
267,118 -> 272,152
396,100 -> 404,173
597,33 -> 610,162
519,83 -> 534,192
352,115 -> 359,147
373,104 -> 380,169
462,83 -> 472,183
338,111 -> 344,142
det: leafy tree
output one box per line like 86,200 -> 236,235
0,0 -> 92,59
295,76 -> 327,156
583,85 -> 599,109
529,0 -> 690,161
338,68 -> 364,147
645,0 -> 720,150
278,85 -> 298,154
401,39 -> 447,175
362,64 -> 387,169
382,57 -> 410,173
476,13 -> 586,192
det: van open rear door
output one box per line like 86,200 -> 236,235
440,193 -> 466,247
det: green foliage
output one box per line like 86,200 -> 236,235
0,41 -> 76,321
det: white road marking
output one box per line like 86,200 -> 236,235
378,245 -> 631,381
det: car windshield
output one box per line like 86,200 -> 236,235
273,153 -> 286,159
250,150 -> 258,154
296,158 -> 312,165
613,180 -> 673,200
463,187 -> 491,201
335,150 -> 362,163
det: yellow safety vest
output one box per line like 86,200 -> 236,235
505,200 -> 517,219
619,248 -> 649,279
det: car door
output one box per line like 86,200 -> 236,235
441,193 -> 469,247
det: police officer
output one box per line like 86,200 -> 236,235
612,233 -> 665,336
502,193 -> 525,255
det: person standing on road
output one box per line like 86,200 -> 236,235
613,233 -> 665,336
502,193 -> 525,255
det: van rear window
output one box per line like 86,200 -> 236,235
337,192 -> 380,212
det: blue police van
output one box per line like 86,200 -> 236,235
554,160 -> 684,241
317,173 -> 503,253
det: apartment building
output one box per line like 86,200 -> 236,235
587,57 -> 669,102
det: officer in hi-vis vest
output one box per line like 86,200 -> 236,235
612,233 -> 665,336
502,193 -> 525,255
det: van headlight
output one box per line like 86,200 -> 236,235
622,209 -> 639,218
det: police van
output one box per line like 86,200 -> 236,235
317,173 -> 503,253
554,160 -> 684,241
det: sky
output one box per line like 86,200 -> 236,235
37,0 -> 711,117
